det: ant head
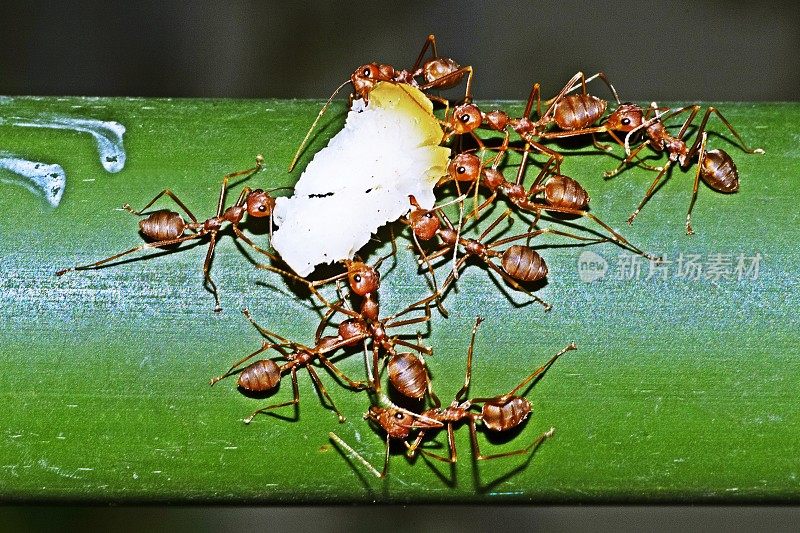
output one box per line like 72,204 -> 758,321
407,195 -> 440,242
450,103 -> 482,134
347,262 -> 380,296
246,190 -> 275,218
604,103 -> 644,132
351,63 -> 395,97
365,406 -> 412,439
448,153 -> 482,183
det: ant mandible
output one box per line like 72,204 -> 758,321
56,156 -> 287,311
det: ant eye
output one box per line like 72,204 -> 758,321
459,114 -> 471,123
363,68 -> 371,77
621,118 -> 631,126
354,274 -> 362,283
424,213 -> 433,219
457,166 -> 466,174
394,412 -> 404,420
258,205 -> 266,212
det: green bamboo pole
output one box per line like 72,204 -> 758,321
0,97 -> 796,503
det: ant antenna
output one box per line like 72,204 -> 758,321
289,79 -> 351,172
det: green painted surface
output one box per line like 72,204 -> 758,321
0,97 -> 797,503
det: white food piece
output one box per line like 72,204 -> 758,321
272,82 -> 450,276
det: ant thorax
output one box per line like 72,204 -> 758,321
271,82 -> 450,277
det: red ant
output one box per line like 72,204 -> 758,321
597,103 -> 764,233
330,317 -> 576,479
209,308 -> 371,423
350,34 -> 474,104
405,194 -> 608,313
56,156 -> 287,311
289,34 -> 473,171
312,276 -> 435,396
442,144 -> 657,260
440,71 -> 622,169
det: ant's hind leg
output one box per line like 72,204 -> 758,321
122,189 -> 198,223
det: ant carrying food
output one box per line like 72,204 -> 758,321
210,308 -> 371,423
330,317 -> 576,479
290,34 -> 472,171
56,156 -> 287,312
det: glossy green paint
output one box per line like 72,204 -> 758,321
0,98 -> 797,503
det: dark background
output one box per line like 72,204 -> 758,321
2,0 -> 798,101
2,1 -> 798,528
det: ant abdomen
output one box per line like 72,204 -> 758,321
139,210 -> 185,241
388,352 -> 428,400
544,175 -> 590,210
501,245 -> 548,282
237,359 -> 281,392
701,149 -> 739,193
422,57 -> 463,88
481,397 -> 532,432
553,94 -> 607,131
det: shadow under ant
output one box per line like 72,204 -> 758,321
472,433 -> 550,495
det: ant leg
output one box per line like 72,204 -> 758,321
686,132 -> 707,236
122,189 -> 198,223
241,309 -> 305,351
530,205 -> 658,260
603,140 -> 651,178
411,34 -> 438,73
231,225 -> 278,260
289,79 -> 351,172
255,263 -> 360,318
470,418 -> 555,461
201,232 -> 222,312
472,343 -> 576,404
417,424 -> 458,464
525,155 -> 558,192
306,365 -> 346,422
488,226 -> 607,249
55,233 -> 202,276
209,341 -> 275,386
454,316 -> 484,402
390,337 -> 433,356
386,299 -> 432,328
523,83 -> 543,119
329,432 -> 384,478
411,231 -> 448,318
315,299 -> 345,343
689,106 -> 765,155
539,72 -> 586,122
627,161 -> 675,225
316,353 -> 370,391
244,366 -> 300,424
420,66 -> 475,102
